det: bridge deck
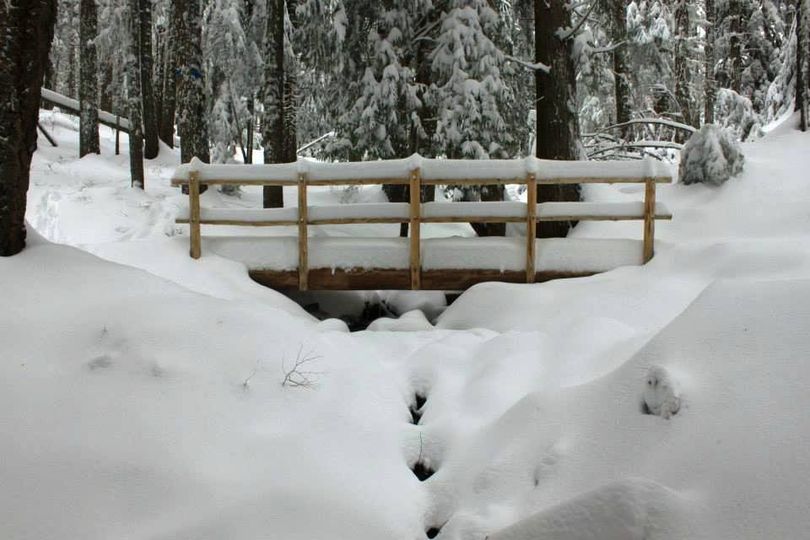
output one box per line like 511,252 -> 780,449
205,236 -> 643,291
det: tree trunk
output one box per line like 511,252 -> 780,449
246,96 -> 255,164
138,0 -> 159,158
127,0 -> 145,188
0,0 -> 58,256
175,0 -> 209,175
534,0 -> 580,239
799,0 -> 808,131
261,0 -> 286,208
99,60 -> 113,112
728,0 -> 743,93
610,0 -> 633,136
79,0 -> 100,157
704,0 -> 716,124
673,0 -> 694,132
158,20 -> 176,148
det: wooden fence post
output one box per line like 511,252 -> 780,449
409,168 -> 422,290
298,173 -> 309,290
526,172 -> 537,283
189,170 -> 202,259
643,178 -> 656,263
115,115 -> 120,156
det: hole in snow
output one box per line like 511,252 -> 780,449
426,526 -> 442,538
283,291 -> 448,332
410,393 -> 427,424
411,460 -> 436,481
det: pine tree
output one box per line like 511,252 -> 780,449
262,0 -> 292,208
534,0 -> 581,238
156,1 -> 176,148
673,0 -> 696,130
127,0 -> 146,188
705,0 -> 717,123
175,0 -> 210,168
610,0 -> 634,134
138,0 -> 160,158
0,0 -> 58,256
79,0 -> 100,157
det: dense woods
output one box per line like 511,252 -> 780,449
2,0 -> 810,254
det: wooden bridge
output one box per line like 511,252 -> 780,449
172,156 -> 672,291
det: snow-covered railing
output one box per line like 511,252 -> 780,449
40,88 -> 132,132
172,156 -> 672,290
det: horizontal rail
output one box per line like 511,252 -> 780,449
176,201 -> 673,227
170,175 -> 672,187
176,158 -> 671,288
41,88 -> 132,132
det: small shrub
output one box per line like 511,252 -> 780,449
679,124 -> 745,187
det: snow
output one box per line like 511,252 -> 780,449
538,201 -> 672,219
41,88 -> 133,130
4,109 -> 810,539
204,236 -> 644,273
172,153 -> 673,184
423,201 -> 526,219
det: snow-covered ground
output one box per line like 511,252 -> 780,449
2,110 -> 810,539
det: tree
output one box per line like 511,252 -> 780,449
156,3 -> 176,148
175,0 -> 210,165
127,0 -> 145,188
79,0 -> 100,157
609,0 -> 633,134
705,0 -> 717,123
261,0 -> 294,208
138,0 -> 160,158
673,0 -> 695,129
799,0 -> 809,131
0,0 -> 58,256
534,0 -> 581,238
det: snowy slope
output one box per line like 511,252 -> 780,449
2,110 -> 810,539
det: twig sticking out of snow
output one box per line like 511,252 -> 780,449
281,345 -> 323,389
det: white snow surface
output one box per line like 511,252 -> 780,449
3,110 -> 810,539
172,153 -> 672,183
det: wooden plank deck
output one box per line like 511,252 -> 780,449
249,268 -> 596,291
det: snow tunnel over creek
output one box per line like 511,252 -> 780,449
283,290 -> 458,331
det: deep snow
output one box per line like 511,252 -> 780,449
2,110 -> 810,539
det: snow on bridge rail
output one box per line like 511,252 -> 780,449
40,88 -> 132,132
171,156 -> 673,291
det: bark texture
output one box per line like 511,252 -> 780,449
261,0 -> 293,208
673,0 -> 694,130
610,0 -> 633,134
704,0 -> 716,124
534,0 -> 581,239
127,0 -> 145,188
0,0 -> 58,256
138,0 -> 159,158
79,0 -> 99,157
175,0 -> 210,165
158,9 -> 176,148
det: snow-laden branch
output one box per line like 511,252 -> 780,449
504,54 -> 551,74
583,118 -> 697,137
556,1 -> 597,41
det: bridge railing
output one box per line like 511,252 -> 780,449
172,156 -> 672,290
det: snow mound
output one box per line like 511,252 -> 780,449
367,310 -> 434,332
679,124 -> 744,186
487,478 -> 691,540
642,366 -> 681,418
